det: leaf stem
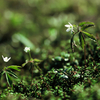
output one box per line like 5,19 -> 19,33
82,33 -> 87,68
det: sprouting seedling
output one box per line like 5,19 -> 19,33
23,47 -> 42,78
0,55 -> 21,88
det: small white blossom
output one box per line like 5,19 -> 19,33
62,75 -> 68,79
64,58 -> 69,61
24,47 -> 30,53
65,22 -> 73,33
2,55 -> 11,62
53,71 -> 58,74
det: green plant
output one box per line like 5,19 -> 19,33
0,21 -> 99,100
65,21 -> 97,67
22,47 -> 42,78
0,55 -> 21,87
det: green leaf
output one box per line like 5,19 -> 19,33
33,59 -> 42,63
34,65 -> 42,72
6,69 -> 18,78
79,32 -> 85,49
79,21 -> 94,27
12,33 -> 35,50
79,21 -> 95,30
82,31 -> 97,41
0,70 -> 4,79
5,73 -> 12,86
22,62 -> 27,67
55,56 -> 62,61
7,65 -> 21,71
82,25 -> 94,30
22,60 -> 29,67
22,62 -> 28,67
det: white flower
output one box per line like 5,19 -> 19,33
64,58 -> 69,61
53,71 -> 58,74
24,47 -> 30,53
65,22 -> 73,33
2,55 -> 11,62
62,75 -> 68,79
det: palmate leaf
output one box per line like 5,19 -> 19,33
0,70 -> 4,79
7,65 -> 21,71
5,73 -> 12,86
6,69 -> 18,78
79,32 -> 85,49
82,31 -> 97,41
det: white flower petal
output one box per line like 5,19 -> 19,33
62,75 -> 68,78
2,55 -> 4,59
68,22 -> 72,26
8,57 -> 11,61
65,25 -> 70,27
66,28 -> 71,32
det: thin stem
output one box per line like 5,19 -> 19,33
84,45 -> 87,68
28,51 -> 33,79
82,33 -> 87,67
29,51 -> 31,61
71,26 -> 80,52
